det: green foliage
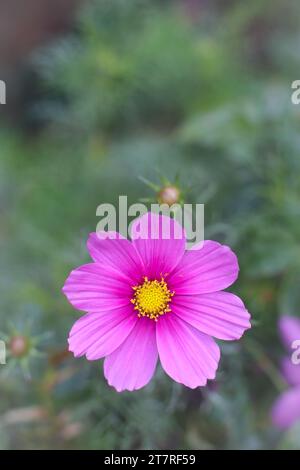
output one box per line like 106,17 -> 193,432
1,0 -> 300,450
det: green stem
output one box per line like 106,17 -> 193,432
245,339 -> 286,392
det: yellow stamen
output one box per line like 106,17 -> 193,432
131,276 -> 174,321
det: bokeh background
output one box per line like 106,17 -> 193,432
1,0 -> 300,450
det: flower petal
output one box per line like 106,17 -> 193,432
68,306 -> 137,360
173,291 -> 251,340
62,263 -> 132,313
130,212 -> 186,279
104,318 -> 158,392
279,316 -> 300,351
169,240 -> 239,295
281,357 -> 300,387
87,232 -> 143,283
272,386 -> 300,429
156,314 -> 220,388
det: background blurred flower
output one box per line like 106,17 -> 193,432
272,316 -> 300,429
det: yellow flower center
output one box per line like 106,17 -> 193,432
131,276 -> 174,321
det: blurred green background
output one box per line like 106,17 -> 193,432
1,0 -> 300,449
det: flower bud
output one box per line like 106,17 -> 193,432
9,335 -> 30,358
157,186 -> 181,206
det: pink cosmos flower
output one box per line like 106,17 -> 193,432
62,212 -> 251,392
272,316 -> 300,429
